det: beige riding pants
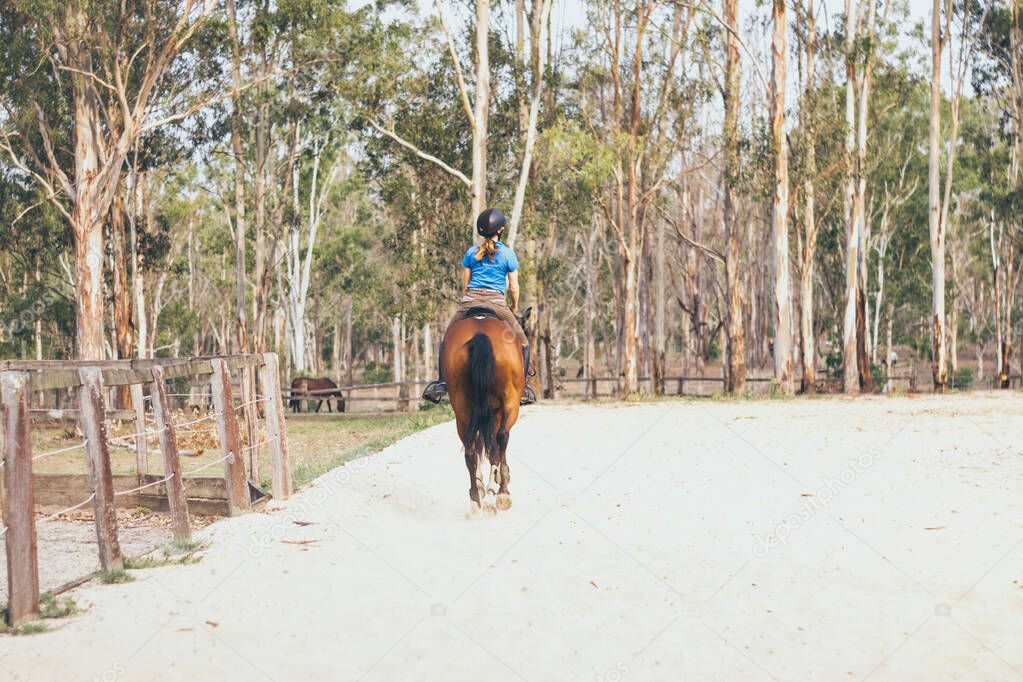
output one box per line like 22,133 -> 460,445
447,288 -> 528,346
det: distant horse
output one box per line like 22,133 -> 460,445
289,376 -> 346,413
443,307 -> 530,515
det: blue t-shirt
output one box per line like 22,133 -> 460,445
461,241 -> 519,294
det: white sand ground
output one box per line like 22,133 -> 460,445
1,393 -> 1022,682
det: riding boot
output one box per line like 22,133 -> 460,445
423,341 -> 447,403
520,345 -> 536,405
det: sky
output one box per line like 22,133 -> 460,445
420,0 -> 959,120
547,0 -> 936,43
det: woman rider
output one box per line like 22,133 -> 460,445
423,208 -> 536,405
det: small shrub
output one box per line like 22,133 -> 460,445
362,361 -> 392,384
124,539 -> 205,569
870,363 -> 885,391
706,336 -> 722,362
168,538 -> 205,554
96,568 -> 133,584
39,592 -> 78,619
15,622 -> 48,635
951,366 -> 973,389
824,348 -> 843,379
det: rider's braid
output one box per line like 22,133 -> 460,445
475,235 -> 498,262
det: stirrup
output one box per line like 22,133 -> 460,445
520,384 -> 536,405
423,380 -> 447,404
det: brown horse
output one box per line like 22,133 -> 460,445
289,376 -> 346,413
443,309 -> 529,515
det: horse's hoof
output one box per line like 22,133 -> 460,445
467,501 -> 483,519
496,494 -> 512,511
483,502 -> 497,517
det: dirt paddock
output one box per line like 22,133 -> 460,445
1,393 -> 1021,681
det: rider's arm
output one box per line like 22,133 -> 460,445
461,267 -> 471,293
507,270 -> 520,312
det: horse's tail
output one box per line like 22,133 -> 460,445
465,332 -> 499,462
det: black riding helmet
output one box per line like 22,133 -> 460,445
476,208 -> 508,238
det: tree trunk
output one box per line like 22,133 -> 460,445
583,222 -> 598,398
226,0 -> 248,354
798,0 -> 818,394
872,238 -> 888,365
842,0 -> 860,393
344,295 -> 354,386
855,0 -> 877,391
525,238 -> 541,399
252,61 -> 270,353
109,191 -> 134,406
723,0 -> 746,394
929,0 -> 948,391
507,0 -> 552,247
69,19 -> 106,360
885,302 -> 894,391
616,6 -> 650,397
470,0 -> 491,229
332,322 -> 342,380
771,0 -> 794,395
130,177 -> 147,359
653,217 -> 667,395
991,215 -> 1004,384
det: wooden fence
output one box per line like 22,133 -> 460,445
283,367 -> 1018,411
0,353 -> 292,627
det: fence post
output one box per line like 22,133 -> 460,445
78,368 -> 123,572
1,371 -> 39,626
130,382 -> 149,478
241,366 -> 260,483
259,353 -> 292,499
210,359 -> 250,515
398,381 -> 409,412
150,366 -> 191,542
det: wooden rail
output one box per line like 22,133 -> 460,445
282,369 -> 997,412
0,354 -> 265,391
0,353 -> 292,626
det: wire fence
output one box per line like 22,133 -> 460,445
0,353 -> 293,626
31,440 -> 87,461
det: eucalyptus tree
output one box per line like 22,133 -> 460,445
769,0 -> 794,394
0,0 -> 213,359
573,0 -> 699,396
722,0 -> 745,393
971,0 -> 1023,386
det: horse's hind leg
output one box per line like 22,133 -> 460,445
495,426 -> 512,511
476,446 -> 496,516
465,449 -> 482,511
464,446 -> 494,517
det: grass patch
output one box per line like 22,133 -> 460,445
39,592 -> 79,619
167,537 -> 205,554
0,591 -> 81,635
124,538 -> 206,569
96,568 -> 133,584
282,404 -> 453,489
13,621 -> 49,635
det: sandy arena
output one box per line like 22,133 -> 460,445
1,393 -> 1021,681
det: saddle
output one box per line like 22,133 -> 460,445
462,306 -> 501,320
